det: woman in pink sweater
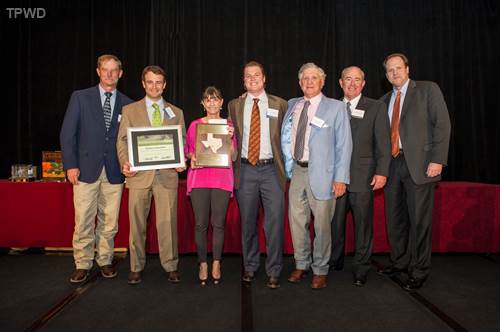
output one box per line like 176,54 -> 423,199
185,86 -> 237,286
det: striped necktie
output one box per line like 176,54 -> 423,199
103,92 -> 112,130
247,98 -> 260,165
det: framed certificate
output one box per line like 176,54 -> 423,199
195,123 -> 231,167
127,126 -> 185,171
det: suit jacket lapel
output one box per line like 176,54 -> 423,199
400,80 -> 416,123
92,86 -> 106,131
268,96 -> 280,144
109,92 -> 121,131
137,98 -> 151,126
234,98 -> 245,140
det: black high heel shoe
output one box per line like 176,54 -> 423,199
199,263 -> 208,286
212,260 -> 221,285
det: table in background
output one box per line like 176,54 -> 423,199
0,180 -> 499,253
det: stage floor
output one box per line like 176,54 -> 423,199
1,251 -> 499,332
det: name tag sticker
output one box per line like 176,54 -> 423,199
117,114 -> 122,122
164,107 -> 176,119
311,116 -> 325,128
267,108 -> 279,118
208,119 -> 227,124
352,109 -> 365,118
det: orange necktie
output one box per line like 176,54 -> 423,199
391,91 -> 401,157
247,98 -> 260,165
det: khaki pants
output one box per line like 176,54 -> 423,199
128,175 -> 178,273
72,168 -> 123,269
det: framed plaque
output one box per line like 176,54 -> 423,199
195,123 -> 231,167
127,126 -> 185,171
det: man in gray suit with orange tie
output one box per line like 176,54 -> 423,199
60,54 -> 132,283
378,53 -> 451,291
117,65 -> 186,285
330,66 -> 391,287
228,61 -> 288,289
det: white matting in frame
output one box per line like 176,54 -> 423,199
127,125 -> 185,171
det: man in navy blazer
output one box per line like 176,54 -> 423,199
60,54 -> 132,283
378,53 -> 451,291
282,63 -> 352,289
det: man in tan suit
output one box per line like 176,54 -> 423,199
117,65 -> 186,285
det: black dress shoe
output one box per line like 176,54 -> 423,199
167,270 -> 181,283
242,271 -> 255,282
403,277 -> 425,291
266,277 -> 280,289
353,277 -> 366,287
377,266 -> 407,276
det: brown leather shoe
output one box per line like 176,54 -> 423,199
167,270 -> 181,283
311,275 -> 327,289
288,269 -> 307,283
128,271 -> 142,285
69,269 -> 89,283
100,264 -> 117,278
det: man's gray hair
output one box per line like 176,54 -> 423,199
298,63 -> 326,80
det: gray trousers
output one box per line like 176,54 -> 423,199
236,163 -> 284,278
190,188 -> 231,263
289,165 -> 336,275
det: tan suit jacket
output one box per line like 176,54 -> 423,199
116,97 -> 185,272
228,93 -> 287,191
117,98 -> 186,189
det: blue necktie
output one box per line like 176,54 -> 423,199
103,92 -> 112,130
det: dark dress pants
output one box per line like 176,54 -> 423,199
331,190 -> 374,279
384,154 -> 435,280
236,163 -> 284,278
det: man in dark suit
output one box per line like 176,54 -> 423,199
378,53 -> 451,290
60,54 -> 132,283
330,66 -> 391,286
228,61 -> 287,289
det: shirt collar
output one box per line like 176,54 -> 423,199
98,84 -> 116,97
146,97 -> 164,109
304,92 -> 323,107
393,79 -> 410,96
246,91 -> 267,104
343,93 -> 362,109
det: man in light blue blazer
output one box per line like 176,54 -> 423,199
60,54 -> 132,283
282,63 -> 352,289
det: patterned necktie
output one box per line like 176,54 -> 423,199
346,101 -> 352,119
294,100 -> 311,161
247,98 -> 260,165
390,91 -> 401,157
151,103 -> 162,127
103,92 -> 112,130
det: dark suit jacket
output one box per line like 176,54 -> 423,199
380,80 -> 451,185
228,93 -> 288,191
60,85 -> 132,184
348,95 -> 391,192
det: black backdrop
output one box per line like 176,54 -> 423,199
2,0 -> 499,183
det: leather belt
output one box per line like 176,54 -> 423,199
296,160 -> 309,168
241,158 -> 274,166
